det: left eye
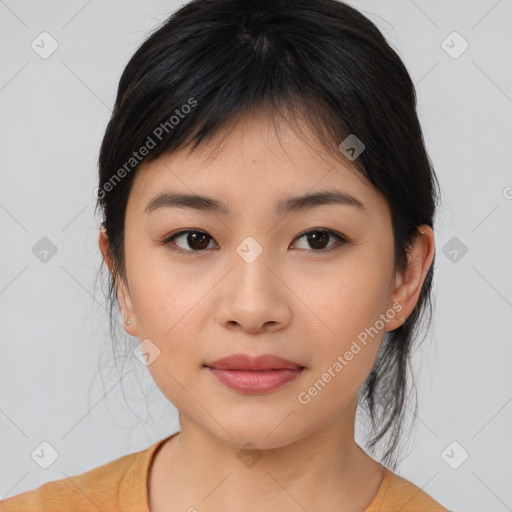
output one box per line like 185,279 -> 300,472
293,229 -> 347,251
163,229 -> 347,254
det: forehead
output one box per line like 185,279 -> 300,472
129,112 -> 387,218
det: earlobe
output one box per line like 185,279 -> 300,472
98,226 -> 139,336
387,225 -> 435,331
116,278 -> 139,336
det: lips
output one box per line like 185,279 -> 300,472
205,353 -> 304,371
204,353 -> 305,394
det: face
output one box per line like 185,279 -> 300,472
105,112 -> 411,450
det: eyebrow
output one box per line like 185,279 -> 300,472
145,189 -> 366,216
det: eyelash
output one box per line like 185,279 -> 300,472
161,228 -> 348,255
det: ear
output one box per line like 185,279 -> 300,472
386,225 -> 435,331
98,226 -> 139,337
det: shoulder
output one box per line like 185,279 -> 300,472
367,467 -> 451,511
0,443 -> 154,512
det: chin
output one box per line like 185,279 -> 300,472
203,415 -> 311,451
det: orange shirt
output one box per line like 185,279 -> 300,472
1,433 -> 450,511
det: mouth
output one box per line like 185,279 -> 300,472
204,353 -> 306,394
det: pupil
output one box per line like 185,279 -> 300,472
189,232 -> 209,249
309,231 -> 328,250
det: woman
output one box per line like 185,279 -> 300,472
1,0 -> 450,510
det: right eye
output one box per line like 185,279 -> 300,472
163,230 -> 218,254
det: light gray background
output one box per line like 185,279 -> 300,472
1,1 -> 511,511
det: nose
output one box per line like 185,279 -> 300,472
215,253 -> 292,334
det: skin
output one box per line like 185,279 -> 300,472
99,110 -> 435,512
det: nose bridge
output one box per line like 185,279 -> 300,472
215,234 -> 291,331
232,234 -> 274,294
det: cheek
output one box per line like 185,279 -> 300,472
293,273 -> 387,415
296,250 -> 393,344
124,246 -> 206,405
124,243 -> 218,403
292,246 -> 393,398
125,236 -> 204,336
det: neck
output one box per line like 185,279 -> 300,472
149,401 -> 384,511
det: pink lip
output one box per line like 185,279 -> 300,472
205,353 -> 305,394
